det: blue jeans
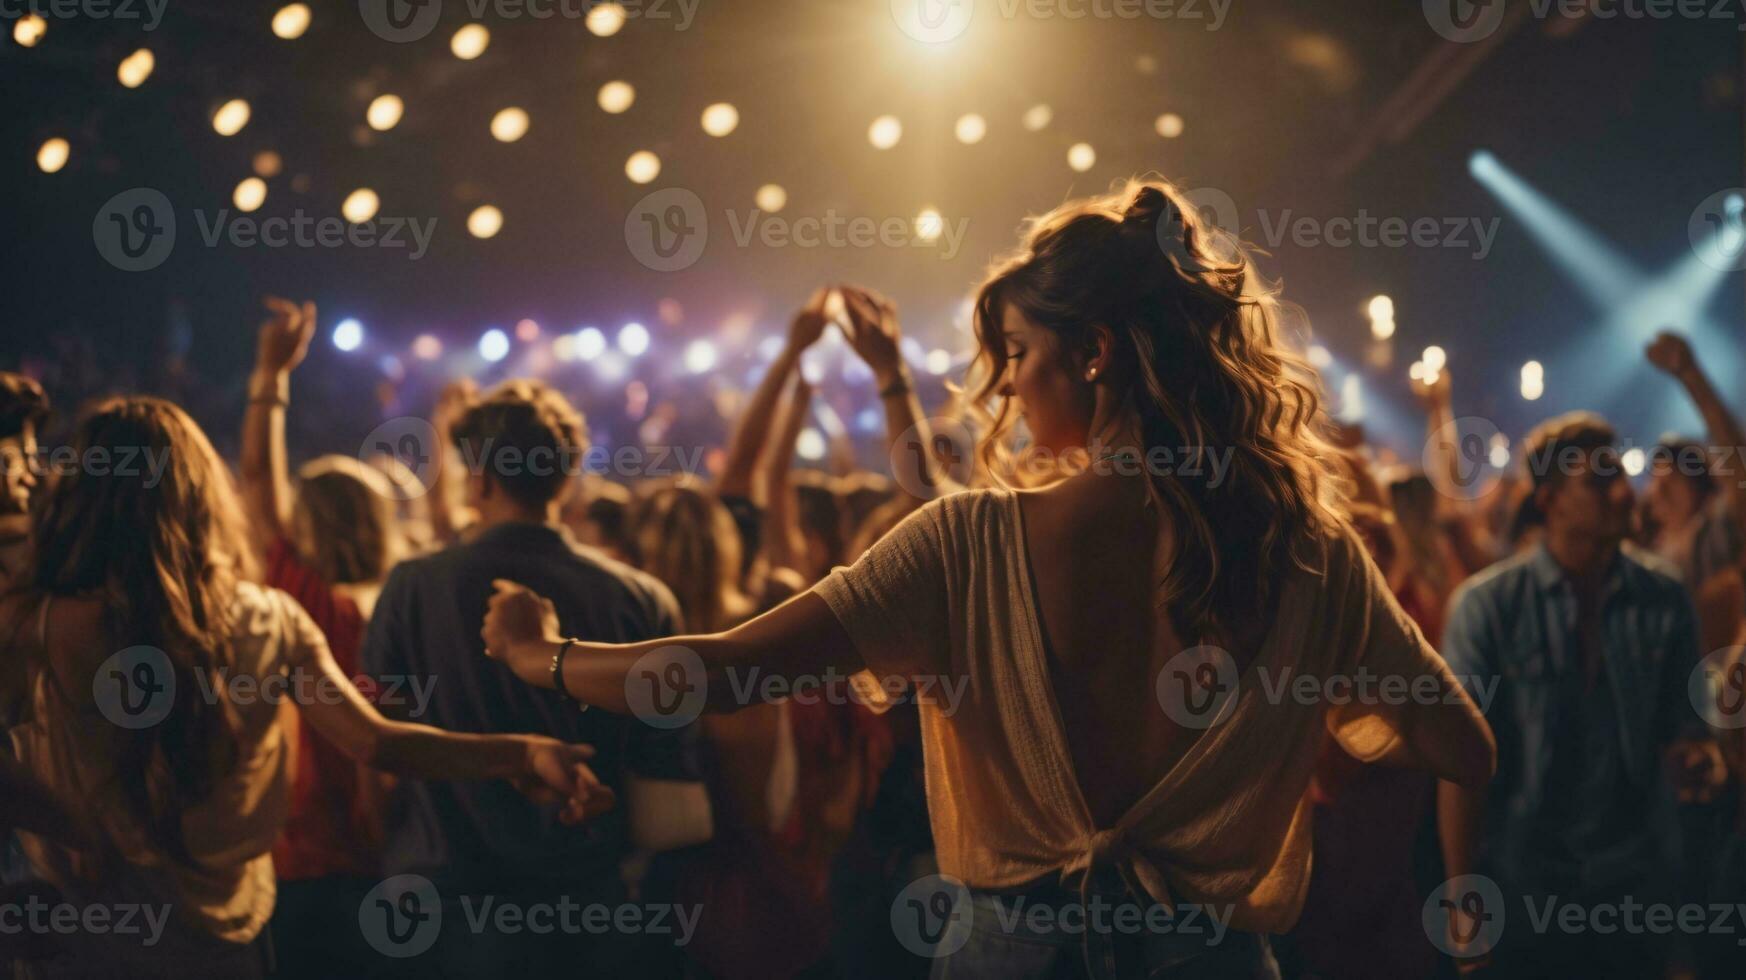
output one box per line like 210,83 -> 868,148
930,879 -> 1280,980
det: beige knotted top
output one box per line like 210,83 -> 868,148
813,488 -> 1457,932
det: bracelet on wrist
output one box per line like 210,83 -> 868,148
878,373 -> 912,399
551,639 -> 588,711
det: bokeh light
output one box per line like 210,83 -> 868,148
868,115 -> 902,150
272,3 -> 310,40
341,188 -> 379,223
332,318 -> 364,352
625,150 -> 660,184
451,24 -> 490,60
755,184 -> 787,213
598,80 -> 635,114
233,176 -> 268,212
213,99 -> 252,136
35,137 -> 69,174
684,340 -> 718,373
1155,113 -> 1185,138
366,94 -> 404,131
117,48 -> 155,89
618,322 -> 651,356
1022,104 -> 1053,132
253,150 -> 283,177
479,328 -> 510,362
1067,142 -> 1096,172
955,113 -> 987,144
490,107 -> 529,142
914,207 -> 944,242
467,204 -> 504,239
587,2 -> 627,36
13,14 -> 45,47
412,334 -> 443,360
701,103 -> 739,137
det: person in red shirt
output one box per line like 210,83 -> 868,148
240,297 -> 404,978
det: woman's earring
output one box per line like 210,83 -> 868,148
1085,367 -> 1099,382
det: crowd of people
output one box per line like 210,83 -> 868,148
0,179 -> 1742,979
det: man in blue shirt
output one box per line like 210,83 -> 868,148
1438,411 -> 1725,978
362,380 -> 709,976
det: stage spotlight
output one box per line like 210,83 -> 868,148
1469,150 -> 1636,307
755,184 -> 787,213
625,151 -> 660,184
117,48 -> 154,89
1155,113 -> 1184,138
1422,345 -> 1446,373
233,177 -> 267,212
253,151 -> 282,178
1022,104 -> 1052,132
36,137 -> 69,174
412,334 -> 443,360
618,322 -> 651,356
1622,447 -> 1647,477
468,205 -> 504,239
272,3 -> 310,39
701,103 -> 739,137
367,95 -> 403,131
796,429 -> 826,461
598,80 -> 635,114
491,107 -> 529,142
213,99 -> 252,136
587,2 -> 627,36
684,340 -> 717,373
914,208 -> 944,242
342,188 -> 379,224
451,24 -> 490,60
868,116 -> 902,150
13,14 -> 45,47
479,328 -> 510,362
1468,150 -> 1499,180
955,114 -> 987,144
332,318 -> 364,351
1067,143 -> 1096,172
576,327 -> 606,360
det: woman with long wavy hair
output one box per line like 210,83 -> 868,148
482,179 -> 1495,979
0,397 -> 611,979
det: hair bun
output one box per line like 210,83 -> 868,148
1121,184 -> 1172,229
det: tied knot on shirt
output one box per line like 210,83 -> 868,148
1060,826 -> 1173,912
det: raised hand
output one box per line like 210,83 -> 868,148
840,284 -> 905,386
1410,366 -> 1452,410
1646,331 -> 1696,380
255,296 -> 317,376
786,286 -> 831,354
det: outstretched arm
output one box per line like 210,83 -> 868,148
484,579 -> 862,715
761,372 -> 812,575
240,297 -> 317,550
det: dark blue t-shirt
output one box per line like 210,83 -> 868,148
361,521 -> 699,890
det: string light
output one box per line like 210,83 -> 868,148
341,188 -> 379,224
701,103 -> 739,137
490,107 -> 529,142
625,151 -> 660,184
117,48 -> 154,89
755,184 -> 787,213
467,205 -> 503,239
868,116 -> 902,150
13,15 -> 45,47
587,2 -> 627,36
598,81 -> 635,114
451,24 -> 490,60
213,99 -> 252,136
36,137 -> 69,174
233,177 -> 268,212
272,4 -> 311,40
1067,143 -> 1096,172
365,95 -> 404,131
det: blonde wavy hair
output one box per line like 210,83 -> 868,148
962,178 -> 1346,643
